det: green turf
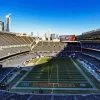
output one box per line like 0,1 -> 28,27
16,57 -> 93,89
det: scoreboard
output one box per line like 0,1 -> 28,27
59,35 -> 75,42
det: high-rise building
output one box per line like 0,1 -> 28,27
48,29 -> 51,41
37,31 -> 39,37
56,34 -> 59,39
31,32 -> 33,36
45,33 -> 47,39
51,33 -> 56,40
45,33 -> 48,40
5,13 -> 11,32
0,21 -> 4,31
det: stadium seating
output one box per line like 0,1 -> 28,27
0,32 -> 36,59
82,49 -> 100,59
75,94 -> 99,100
0,67 -> 17,83
53,95 -> 75,100
29,94 -> 52,100
6,93 -> 31,100
81,42 -> 100,60
79,42 -> 100,71
0,91 -> 14,100
32,41 -> 81,54
82,42 -> 100,50
76,53 -> 100,70
0,91 -> 100,100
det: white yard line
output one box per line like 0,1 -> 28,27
20,80 -> 89,83
12,87 -> 97,90
35,58 -> 42,64
70,58 -> 97,89
12,58 -> 42,89
12,58 -> 97,91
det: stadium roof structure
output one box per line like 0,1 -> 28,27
0,31 -> 28,36
61,40 -> 80,42
82,28 -> 100,35
76,29 -> 100,41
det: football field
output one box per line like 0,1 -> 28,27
12,57 -> 96,91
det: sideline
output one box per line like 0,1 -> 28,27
70,58 -> 97,89
12,58 -> 42,89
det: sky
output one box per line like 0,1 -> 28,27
0,0 -> 100,37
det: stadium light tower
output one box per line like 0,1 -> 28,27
5,13 -> 11,32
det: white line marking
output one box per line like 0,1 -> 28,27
71,58 -> 97,89
12,58 -> 42,89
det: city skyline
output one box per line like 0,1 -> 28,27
0,0 -> 100,36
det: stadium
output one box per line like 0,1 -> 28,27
0,29 -> 100,100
